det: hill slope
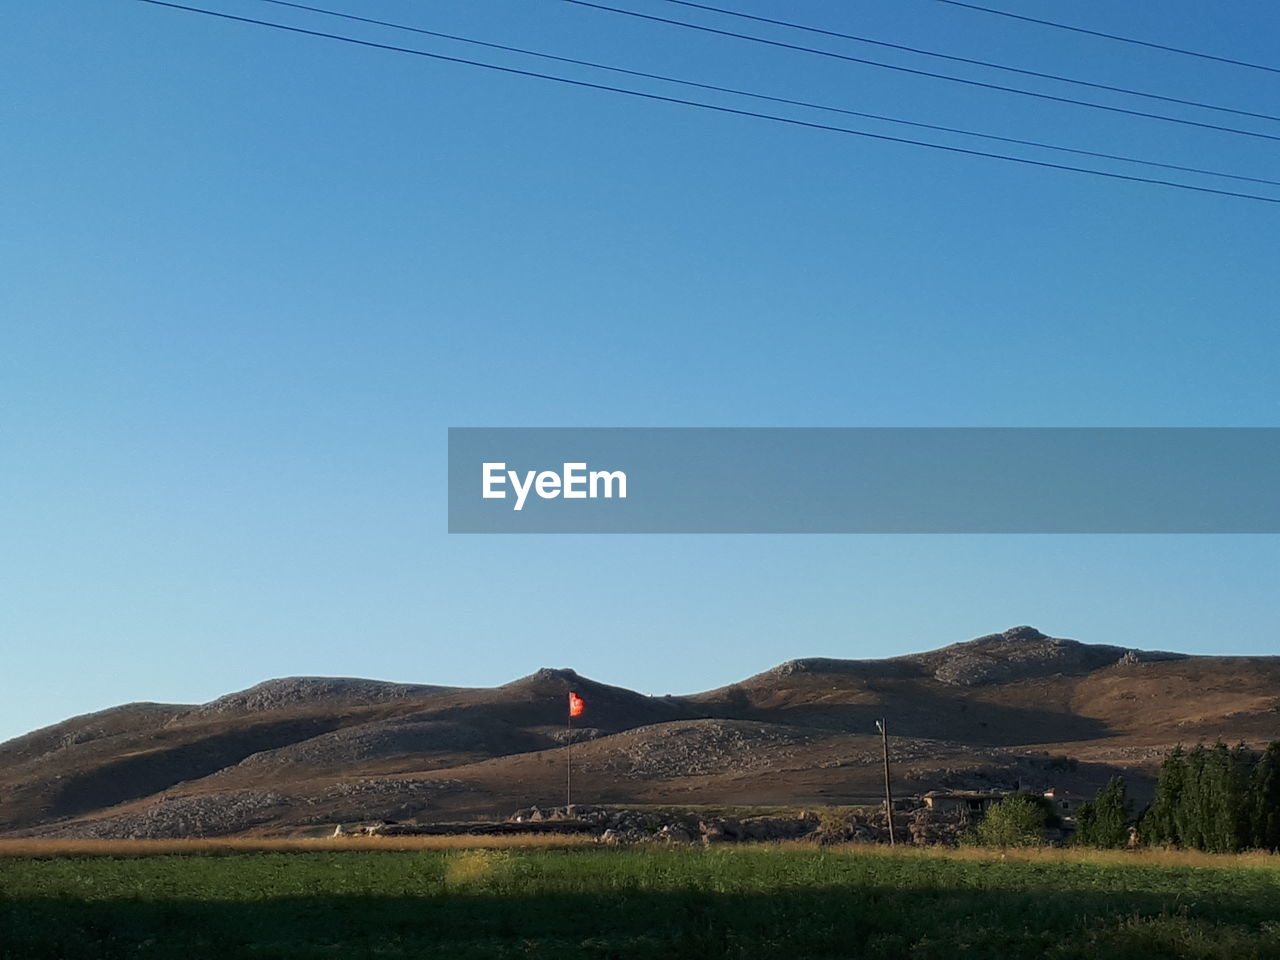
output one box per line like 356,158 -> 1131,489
4,627 -> 1278,838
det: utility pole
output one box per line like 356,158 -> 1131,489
876,718 -> 895,846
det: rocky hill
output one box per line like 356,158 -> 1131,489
3,626 -> 1278,839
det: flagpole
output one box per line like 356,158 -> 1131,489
566,706 -> 573,809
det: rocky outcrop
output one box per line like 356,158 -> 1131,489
195,678 -> 451,715
26,778 -> 471,839
600,720 -> 817,779
916,627 -> 1127,686
758,626 -> 1189,688
26,791 -> 290,839
231,718 -> 503,767
503,804 -> 968,846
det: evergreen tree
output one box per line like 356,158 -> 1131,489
1074,777 -> 1130,848
1074,799 -> 1095,842
1196,742 -> 1250,853
1202,743 -> 1229,852
1248,741 -> 1280,851
1146,741 -> 1280,852
1142,745 -> 1185,846
1229,742 -> 1255,851
1175,745 -> 1208,850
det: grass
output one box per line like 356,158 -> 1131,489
3,843 -> 1280,958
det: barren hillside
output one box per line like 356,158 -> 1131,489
4,626 -> 1277,838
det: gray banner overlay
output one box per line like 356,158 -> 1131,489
448,428 -> 1280,533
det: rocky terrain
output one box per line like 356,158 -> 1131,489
379,804 -> 965,847
4,626 -> 1279,839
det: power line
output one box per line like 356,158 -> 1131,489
249,0 -> 1280,189
656,0 -> 1280,125
563,0 -> 1280,145
134,0 -> 1280,204
935,0 -> 1280,76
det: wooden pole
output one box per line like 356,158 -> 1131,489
566,709 -> 573,809
878,718 -> 895,846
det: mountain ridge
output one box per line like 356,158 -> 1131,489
4,626 -> 1276,839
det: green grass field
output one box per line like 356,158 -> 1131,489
3,844 -> 1280,959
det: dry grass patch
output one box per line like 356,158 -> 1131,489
823,841 -> 1280,871
0,832 -> 593,858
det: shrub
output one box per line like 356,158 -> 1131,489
971,794 -> 1047,847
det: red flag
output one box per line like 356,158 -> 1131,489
568,691 -> 584,718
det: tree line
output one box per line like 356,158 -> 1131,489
1140,741 -> 1280,853
974,741 -> 1280,851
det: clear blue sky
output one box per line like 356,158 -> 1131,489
2,0 -> 1277,743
